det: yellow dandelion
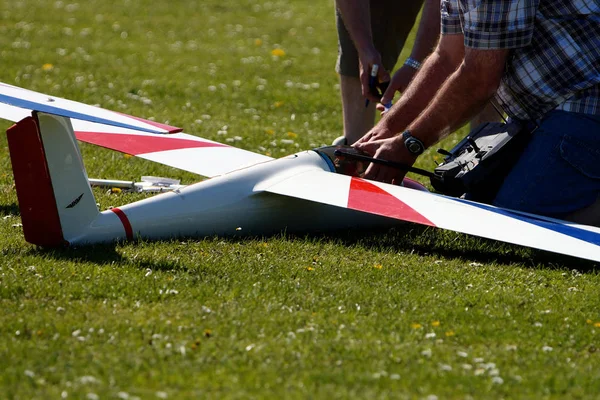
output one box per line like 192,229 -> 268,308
587,319 -> 593,324
445,330 -> 455,337
306,266 -> 314,271
42,63 -> 53,71
373,263 -> 383,269
594,322 -> 600,328
431,320 -> 441,327
123,154 -> 134,159
287,131 -> 297,139
273,101 -> 284,108
410,323 -> 422,329
254,38 -> 262,46
271,48 -> 285,57
111,187 -> 122,194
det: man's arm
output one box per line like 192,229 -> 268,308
335,0 -> 374,56
356,34 -> 465,145
406,46 -> 509,147
380,0 -> 441,105
355,35 -> 509,184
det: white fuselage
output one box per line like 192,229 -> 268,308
69,150 -> 395,245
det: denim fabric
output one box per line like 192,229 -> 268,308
493,110 -> 600,217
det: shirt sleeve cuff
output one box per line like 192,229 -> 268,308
463,27 -> 534,49
441,17 -> 463,35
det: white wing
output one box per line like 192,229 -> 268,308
258,170 -> 600,262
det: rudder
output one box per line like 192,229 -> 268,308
7,112 -> 99,246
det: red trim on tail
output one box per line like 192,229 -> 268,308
7,117 -> 65,246
74,131 -> 226,155
111,208 -> 133,240
348,178 -> 435,226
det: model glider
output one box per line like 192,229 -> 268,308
0,82 -> 599,263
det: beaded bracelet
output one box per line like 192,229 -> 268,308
404,57 -> 422,70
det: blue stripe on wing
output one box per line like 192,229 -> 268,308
0,94 -> 167,135
455,198 -> 600,246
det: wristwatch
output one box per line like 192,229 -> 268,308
402,130 -> 425,155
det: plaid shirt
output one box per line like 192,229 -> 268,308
441,0 -> 600,120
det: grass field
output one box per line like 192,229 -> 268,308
1,1 -> 600,398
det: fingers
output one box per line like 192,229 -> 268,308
380,66 -> 415,105
359,69 -> 370,99
380,85 -> 395,108
363,163 -> 404,184
376,101 -> 392,115
352,139 -> 376,154
378,67 -> 391,87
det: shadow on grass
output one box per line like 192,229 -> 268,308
0,203 -> 20,216
286,224 -> 600,272
26,224 -> 598,273
29,243 -> 185,272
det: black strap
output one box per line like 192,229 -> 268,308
333,149 -> 437,180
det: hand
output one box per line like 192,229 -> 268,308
354,124 -> 396,147
376,65 -> 418,112
353,134 -> 418,184
358,49 -> 391,102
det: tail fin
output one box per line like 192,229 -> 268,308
7,112 -> 99,246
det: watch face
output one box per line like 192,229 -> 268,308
406,138 -> 424,154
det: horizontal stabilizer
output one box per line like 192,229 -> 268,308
261,170 -> 600,262
71,121 -> 273,177
0,82 -> 272,177
0,82 -> 181,134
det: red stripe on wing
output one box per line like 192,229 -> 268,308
75,131 -> 227,155
119,113 -> 183,133
348,177 -> 435,226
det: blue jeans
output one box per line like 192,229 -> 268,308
493,110 -> 600,218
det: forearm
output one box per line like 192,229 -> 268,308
408,50 -> 509,147
378,42 -> 462,134
408,0 -> 441,62
335,0 -> 374,54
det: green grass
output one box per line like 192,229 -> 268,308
1,1 -> 600,398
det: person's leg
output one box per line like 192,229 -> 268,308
339,75 -> 377,144
335,8 -> 377,145
493,111 -> 600,222
334,0 -> 423,145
